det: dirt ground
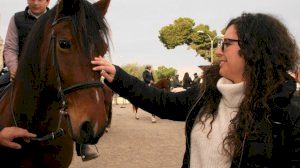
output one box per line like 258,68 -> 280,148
69,104 -> 186,168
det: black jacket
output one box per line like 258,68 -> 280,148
142,70 -> 154,84
14,7 -> 38,56
14,7 -> 49,56
106,66 -> 300,168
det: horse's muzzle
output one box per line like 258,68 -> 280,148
79,121 -> 106,144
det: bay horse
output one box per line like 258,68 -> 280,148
103,84 -> 114,132
133,78 -> 171,120
0,0 -> 112,167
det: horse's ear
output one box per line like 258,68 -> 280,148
93,0 -> 111,16
57,0 -> 80,16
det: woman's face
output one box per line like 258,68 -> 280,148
215,25 -> 245,83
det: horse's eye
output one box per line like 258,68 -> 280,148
59,40 -> 71,49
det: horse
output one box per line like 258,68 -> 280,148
0,0 -> 112,167
103,84 -> 114,132
133,78 -> 171,120
153,78 -> 171,92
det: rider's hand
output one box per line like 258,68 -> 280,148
0,127 -> 36,149
91,56 -> 116,83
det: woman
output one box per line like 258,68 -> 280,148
92,13 -> 300,167
182,72 -> 192,89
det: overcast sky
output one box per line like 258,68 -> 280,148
1,0 -> 299,78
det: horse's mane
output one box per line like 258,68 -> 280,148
15,0 -> 110,126
14,11 -> 52,126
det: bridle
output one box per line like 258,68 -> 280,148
29,16 -> 104,141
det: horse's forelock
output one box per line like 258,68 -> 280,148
55,0 -> 109,58
74,0 -> 110,58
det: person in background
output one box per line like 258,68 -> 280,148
171,74 -> 181,88
3,0 -> 97,161
92,13 -> 300,167
182,72 -> 192,89
4,0 -> 50,80
192,73 -> 200,86
0,36 -> 4,71
142,65 -> 154,85
142,65 -> 157,123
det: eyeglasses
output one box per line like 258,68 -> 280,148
218,38 -> 240,52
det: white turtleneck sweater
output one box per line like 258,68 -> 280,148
190,77 -> 245,168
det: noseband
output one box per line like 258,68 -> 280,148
32,16 -> 104,141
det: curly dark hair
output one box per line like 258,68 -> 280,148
198,13 -> 299,161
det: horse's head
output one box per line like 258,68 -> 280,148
44,0 -> 112,144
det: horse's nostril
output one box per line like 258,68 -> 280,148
81,121 -> 93,132
80,121 -> 94,139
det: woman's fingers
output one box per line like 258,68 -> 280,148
101,70 -> 113,83
92,56 -> 116,82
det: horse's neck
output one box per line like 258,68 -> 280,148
11,82 -> 60,129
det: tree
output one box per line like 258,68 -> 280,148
159,18 -> 194,49
121,63 -> 145,80
154,66 -> 177,81
121,64 -> 178,82
159,17 -> 221,62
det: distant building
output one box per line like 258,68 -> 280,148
0,36 -> 3,71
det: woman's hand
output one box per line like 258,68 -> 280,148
0,127 -> 36,149
91,56 -> 116,83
